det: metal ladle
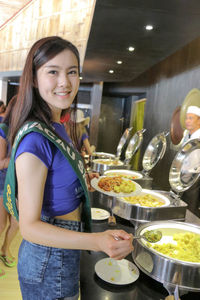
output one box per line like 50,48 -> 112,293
135,229 -> 162,243
114,229 -> 162,243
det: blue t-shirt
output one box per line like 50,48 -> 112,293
15,123 -> 84,217
80,132 -> 88,149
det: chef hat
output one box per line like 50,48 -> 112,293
186,106 -> 200,117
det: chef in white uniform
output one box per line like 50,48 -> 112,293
179,106 -> 200,217
180,106 -> 200,173
180,105 -> 200,145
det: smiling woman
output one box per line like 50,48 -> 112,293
36,50 -> 80,117
4,36 -> 134,300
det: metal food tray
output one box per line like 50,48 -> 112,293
91,152 -> 116,160
91,158 -> 127,174
132,220 -> 200,292
112,189 -> 187,222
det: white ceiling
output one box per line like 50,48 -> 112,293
0,0 -> 30,28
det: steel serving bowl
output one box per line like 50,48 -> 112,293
132,221 -> 200,292
112,189 -> 187,222
90,158 -> 126,174
91,152 -> 116,160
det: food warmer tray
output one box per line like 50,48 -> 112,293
90,129 -> 146,174
132,220 -> 200,292
95,131 -> 168,185
112,189 -> 187,223
113,138 -> 200,223
91,127 -> 133,161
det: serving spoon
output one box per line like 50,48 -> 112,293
135,229 -> 162,243
114,229 -> 162,243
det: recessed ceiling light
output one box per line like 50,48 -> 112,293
145,25 -> 153,30
117,60 -> 122,64
128,46 -> 135,52
109,70 -> 114,73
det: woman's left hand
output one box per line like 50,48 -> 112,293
86,172 -> 99,191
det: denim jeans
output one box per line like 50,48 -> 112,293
18,216 -> 82,300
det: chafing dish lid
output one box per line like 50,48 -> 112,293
125,129 -> 146,161
169,138 -> 200,193
116,127 -> 133,158
142,132 -> 168,171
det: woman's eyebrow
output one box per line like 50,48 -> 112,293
44,65 -> 78,69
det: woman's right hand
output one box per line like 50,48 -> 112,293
94,230 -> 134,260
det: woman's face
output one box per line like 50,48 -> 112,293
36,49 -> 80,120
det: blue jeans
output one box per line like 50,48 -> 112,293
18,216 -> 82,300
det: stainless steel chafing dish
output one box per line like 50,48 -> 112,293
91,129 -> 146,174
91,127 -> 133,161
132,220 -> 200,293
112,139 -> 200,227
103,131 -> 169,189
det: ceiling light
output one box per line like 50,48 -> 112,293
128,46 -> 135,52
117,60 -> 122,64
145,25 -> 153,30
109,70 -> 114,73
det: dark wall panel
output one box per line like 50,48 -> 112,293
106,36 -> 200,190
138,37 -> 200,190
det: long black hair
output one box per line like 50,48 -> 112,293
9,36 -> 80,145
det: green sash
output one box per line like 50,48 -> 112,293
0,123 -> 8,137
3,121 -> 91,232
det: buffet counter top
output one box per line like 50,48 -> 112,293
80,210 -> 200,300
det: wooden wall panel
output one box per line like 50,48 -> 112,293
0,0 -> 96,72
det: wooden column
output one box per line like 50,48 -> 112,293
89,82 -> 103,146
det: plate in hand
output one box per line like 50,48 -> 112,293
90,176 -> 142,197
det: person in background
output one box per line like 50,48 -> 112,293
0,101 -> 6,123
63,109 -> 95,156
179,105 -> 200,146
6,36 -> 133,299
0,96 -> 18,279
177,105 -> 200,217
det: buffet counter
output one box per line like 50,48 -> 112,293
80,209 -> 200,300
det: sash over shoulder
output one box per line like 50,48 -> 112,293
3,121 -> 91,232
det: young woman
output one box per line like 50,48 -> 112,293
0,96 -> 18,278
7,36 -> 134,299
63,109 -> 95,156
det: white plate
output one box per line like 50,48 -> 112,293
95,258 -> 140,285
90,176 -> 142,197
91,208 -> 110,220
